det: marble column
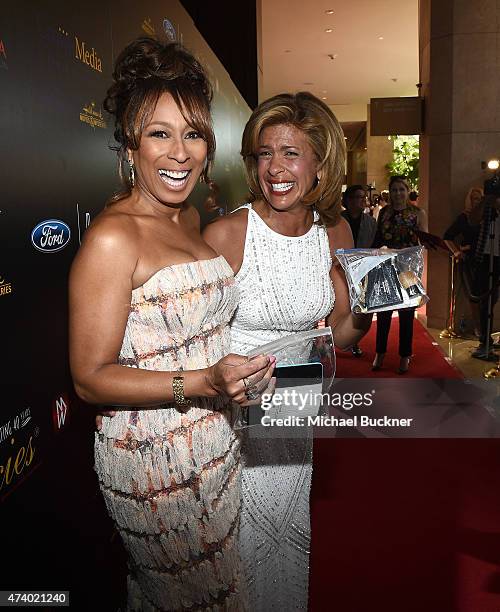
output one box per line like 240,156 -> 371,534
367,104 -> 393,193
419,0 -> 500,329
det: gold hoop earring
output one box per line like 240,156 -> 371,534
129,161 -> 135,187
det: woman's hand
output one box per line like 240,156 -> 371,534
206,354 -> 276,404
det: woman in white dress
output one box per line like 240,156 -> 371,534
203,92 -> 372,610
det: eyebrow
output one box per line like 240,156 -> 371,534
146,120 -> 195,131
257,144 -> 300,150
146,120 -> 174,128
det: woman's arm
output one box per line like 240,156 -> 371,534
326,218 -> 373,350
69,217 -> 271,406
202,212 -> 247,274
417,208 -> 428,233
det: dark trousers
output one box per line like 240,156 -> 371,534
375,308 -> 416,357
473,257 -> 500,345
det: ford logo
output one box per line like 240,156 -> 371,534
31,219 -> 71,253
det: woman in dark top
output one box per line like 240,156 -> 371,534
443,187 -> 483,337
443,187 -> 482,256
372,176 -> 427,373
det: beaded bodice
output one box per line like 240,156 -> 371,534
229,203 -> 335,354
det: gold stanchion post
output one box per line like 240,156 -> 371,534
440,254 -> 462,339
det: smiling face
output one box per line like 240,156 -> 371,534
130,92 -> 207,207
389,180 -> 410,208
256,123 -> 320,212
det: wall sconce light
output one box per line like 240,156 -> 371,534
482,159 -> 500,170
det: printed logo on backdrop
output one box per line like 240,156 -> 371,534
0,276 -> 12,297
0,407 -> 38,500
163,19 -> 177,42
52,393 -> 70,432
75,35 -> 102,72
79,101 -> 107,129
142,17 -> 157,38
31,219 -> 71,253
0,39 -> 7,70
76,203 -> 91,245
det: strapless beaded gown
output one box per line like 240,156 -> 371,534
94,256 -> 246,612
230,204 -> 335,610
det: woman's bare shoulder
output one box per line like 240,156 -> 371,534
75,205 -> 141,270
202,208 -> 248,243
326,217 -> 354,250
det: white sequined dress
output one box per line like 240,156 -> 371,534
230,204 -> 335,610
94,256 -> 246,611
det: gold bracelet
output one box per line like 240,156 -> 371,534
172,375 -> 192,409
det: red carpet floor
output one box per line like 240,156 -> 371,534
310,320 -> 500,611
335,317 -> 463,378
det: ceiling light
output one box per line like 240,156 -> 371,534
325,9 -> 334,14
321,97 -> 327,100
488,159 -> 500,170
378,36 -> 384,40
325,28 -> 333,33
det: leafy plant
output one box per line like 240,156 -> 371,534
385,135 -> 419,189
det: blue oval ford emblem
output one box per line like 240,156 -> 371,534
31,219 -> 71,253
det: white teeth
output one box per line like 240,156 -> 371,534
271,182 -> 294,192
158,169 -> 189,179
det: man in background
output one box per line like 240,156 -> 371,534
342,185 -> 377,356
469,178 -> 500,360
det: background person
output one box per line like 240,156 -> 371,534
372,176 -> 427,374
468,183 -> 500,359
443,187 -> 483,337
409,190 -> 419,206
69,38 -> 273,611
372,190 -> 389,221
341,184 -> 377,356
203,91 -> 372,611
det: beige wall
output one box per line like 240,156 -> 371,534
419,0 -> 500,329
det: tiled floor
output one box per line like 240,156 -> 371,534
428,327 -> 500,379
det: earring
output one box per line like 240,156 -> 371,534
129,161 -> 135,187
199,174 -> 204,184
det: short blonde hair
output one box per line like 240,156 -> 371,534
241,92 -> 346,226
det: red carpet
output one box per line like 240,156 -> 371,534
310,320 -> 500,611
310,439 -> 500,612
335,316 -> 463,378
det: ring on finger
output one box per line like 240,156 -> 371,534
243,377 -> 251,390
245,387 -> 260,401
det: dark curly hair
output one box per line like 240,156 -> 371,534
104,37 -> 215,202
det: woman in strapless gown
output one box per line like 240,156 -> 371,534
204,92 -> 373,610
69,38 -> 273,611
